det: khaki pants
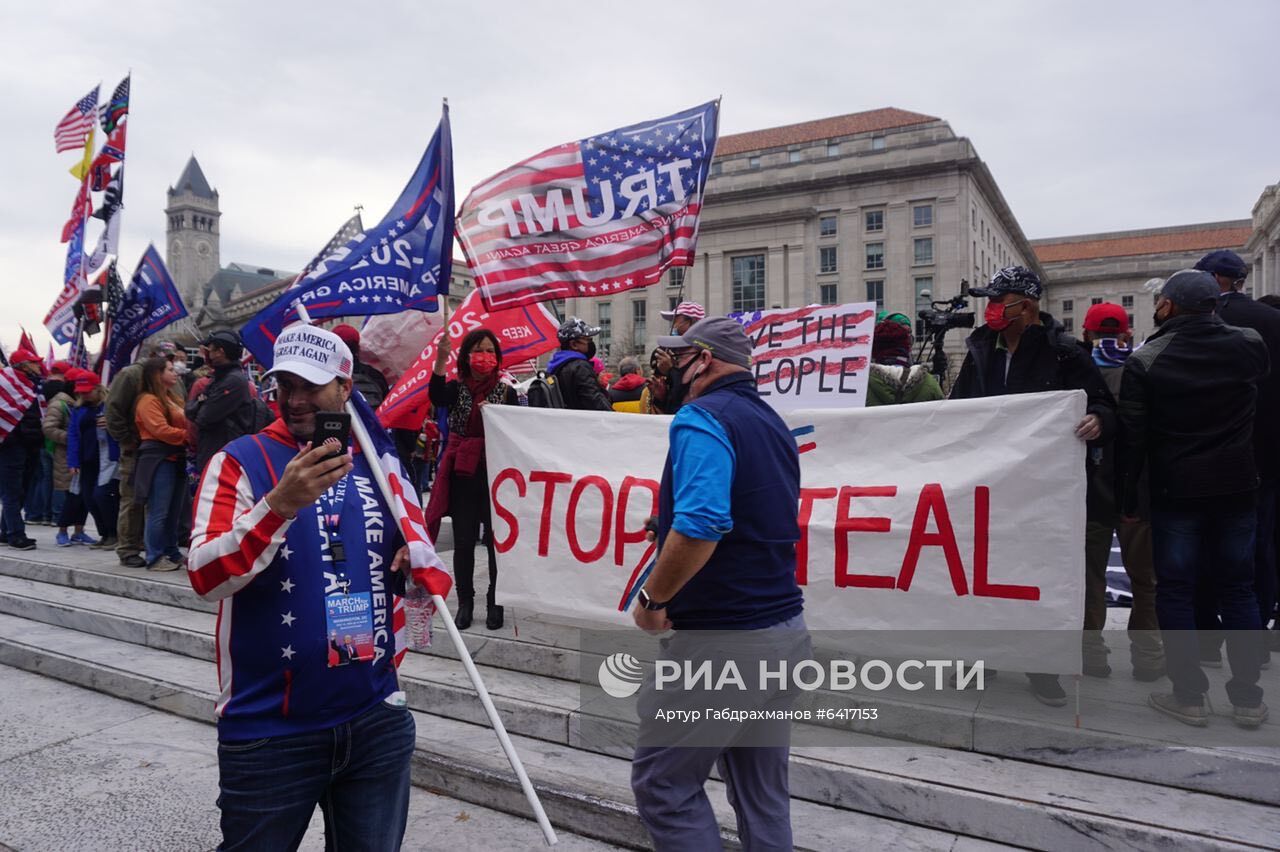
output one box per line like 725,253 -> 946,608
1084,519 -> 1164,671
115,450 -> 144,560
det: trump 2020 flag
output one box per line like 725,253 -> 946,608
242,104 -> 454,366
104,245 -> 189,376
457,100 -> 719,312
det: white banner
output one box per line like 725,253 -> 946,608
731,301 -> 876,413
482,391 -> 1087,672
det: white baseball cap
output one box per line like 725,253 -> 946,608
264,323 -> 354,385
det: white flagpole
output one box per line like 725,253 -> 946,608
291,302 -> 558,846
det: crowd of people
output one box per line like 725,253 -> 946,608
1,250 -> 1278,849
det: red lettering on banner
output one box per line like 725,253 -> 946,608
566,476 -> 613,562
971,485 -> 1040,601
529,470 -> 573,557
614,476 -> 659,567
897,484 -> 969,596
835,486 -> 898,588
490,468 -> 526,552
796,487 -> 837,585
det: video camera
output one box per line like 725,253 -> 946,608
915,281 -> 975,382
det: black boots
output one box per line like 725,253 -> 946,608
455,598 -> 473,631
486,605 -> 504,631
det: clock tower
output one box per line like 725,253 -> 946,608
165,155 -> 221,312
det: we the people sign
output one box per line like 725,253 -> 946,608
731,301 -> 875,413
483,392 -> 1087,673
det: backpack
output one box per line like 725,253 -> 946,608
525,370 -> 565,409
249,397 -> 273,433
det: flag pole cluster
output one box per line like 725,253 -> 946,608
46,75 -> 131,350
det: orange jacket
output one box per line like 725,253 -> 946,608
135,393 -> 187,446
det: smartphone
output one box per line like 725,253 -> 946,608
312,411 -> 351,459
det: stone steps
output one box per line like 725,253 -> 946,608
0,565 -> 1277,850
0,611 -> 1009,852
2,552 -> 1276,805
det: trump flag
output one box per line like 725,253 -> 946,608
104,245 -> 189,376
242,104 -> 454,366
457,100 -> 719,312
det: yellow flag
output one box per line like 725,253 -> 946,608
69,126 -> 95,181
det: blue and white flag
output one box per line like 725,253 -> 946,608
104,245 -> 189,376
243,104 -> 454,366
44,216 -> 89,344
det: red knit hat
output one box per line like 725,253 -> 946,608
332,324 -> 361,349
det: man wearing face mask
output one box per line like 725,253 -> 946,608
546,317 -> 614,411
950,265 -> 1117,707
647,302 -> 707,415
1119,270 -> 1269,728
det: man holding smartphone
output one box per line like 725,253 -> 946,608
187,323 -> 450,851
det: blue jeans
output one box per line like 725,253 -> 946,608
216,700 -> 415,851
24,448 -> 52,520
144,459 -> 185,564
0,440 -> 37,539
1152,499 -> 1264,708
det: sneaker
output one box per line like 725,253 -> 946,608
1027,673 -> 1068,707
120,554 -> 147,569
1232,703 -> 1269,729
7,537 -> 37,551
147,557 -> 181,573
1132,665 -> 1166,683
55,531 -> 71,547
70,532 -> 98,546
1083,660 -> 1112,678
1148,692 -> 1209,727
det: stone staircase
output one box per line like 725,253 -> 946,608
0,544 -> 1277,851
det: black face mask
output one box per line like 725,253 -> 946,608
42,380 -> 65,401
584,341 -> 597,360
666,363 -> 688,409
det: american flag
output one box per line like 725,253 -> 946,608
54,87 -> 100,153
299,212 -> 364,279
458,101 -> 719,312
0,367 -> 38,442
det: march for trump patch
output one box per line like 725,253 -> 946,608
325,591 -> 376,667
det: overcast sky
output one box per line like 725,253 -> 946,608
3,0 -> 1277,352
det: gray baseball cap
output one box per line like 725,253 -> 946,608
656,316 -> 752,369
1160,269 -> 1219,311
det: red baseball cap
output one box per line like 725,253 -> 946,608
71,369 -> 101,394
1083,302 -> 1129,334
10,349 -> 41,367
51,360 -> 75,375
332,324 -> 361,349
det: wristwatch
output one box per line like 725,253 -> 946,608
637,587 -> 669,611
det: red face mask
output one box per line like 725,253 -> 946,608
984,299 -> 1024,332
469,352 -> 498,375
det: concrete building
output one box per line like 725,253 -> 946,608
561,107 -> 1042,362
1246,181 -> 1280,297
1032,221 -> 1254,342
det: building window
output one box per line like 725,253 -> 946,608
819,216 -> 837,237
819,246 -> 838,274
551,300 -> 566,322
865,210 -> 884,232
1127,313 -> 1135,327
864,242 -> 885,271
971,206 -> 977,230
632,300 -> 647,349
711,162 -> 722,176
827,143 -> 840,157
914,276 -> 934,297
788,150 -> 802,164
1091,297 -> 1103,305
748,156 -> 761,169
668,267 -> 685,289
865,280 -> 885,309
820,283 -> 838,305
597,302 -> 612,352
1062,299 -> 1073,314
913,237 -> 934,266
731,254 -> 766,312
871,136 -> 886,150
1121,295 -> 1134,308
913,204 -> 933,228
1063,318 -> 1074,334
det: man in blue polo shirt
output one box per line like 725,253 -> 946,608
629,316 -> 808,851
